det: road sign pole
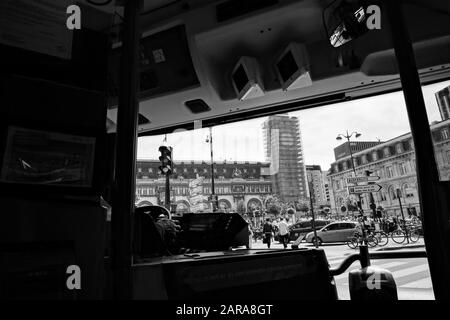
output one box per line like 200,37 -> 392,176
365,171 -> 377,220
397,189 -> 409,244
309,182 -> 318,248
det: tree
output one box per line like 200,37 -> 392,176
265,194 -> 288,216
295,200 -> 310,213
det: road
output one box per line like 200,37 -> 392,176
250,238 -> 434,300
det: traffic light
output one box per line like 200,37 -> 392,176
158,146 -> 173,175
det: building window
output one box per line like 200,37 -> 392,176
404,184 -> 414,198
223,168 -> 227,173
376,169 -> 383,179
138,167 -> 142,173
342,162 -> 347,170
362,155 -> 368,164
398,162 -> 408,176
389,186 -> 398,200
447,150 -> 450,164
372,152 -> 378,161
386,166 -> 394,178
194,168 -> 198,173
442,128 -> 449,140
383,147 -> 391,157
396,144 -> 403,154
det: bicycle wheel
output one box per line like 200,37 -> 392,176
391,230 -> 406,244
347,237 -> 358,249
376,232 -> 389,247
367,235 -> 378,248
408,229 -> 420,243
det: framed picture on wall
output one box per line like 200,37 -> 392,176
0,125 -> 96,189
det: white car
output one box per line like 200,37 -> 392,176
305,221 -> 360,245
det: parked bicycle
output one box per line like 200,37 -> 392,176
370,229 -> 389,247
391,225 -> 421,244
346,232 -> 378,249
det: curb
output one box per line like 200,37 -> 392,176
375,244 -> 425,251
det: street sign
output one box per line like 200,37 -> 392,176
348,184 -> 382,194
347,176 -> 380,184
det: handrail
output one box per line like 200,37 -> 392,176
329,254 -> 360,277
329,249 -> 427,277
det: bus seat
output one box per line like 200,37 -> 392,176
0,197 -> 107,299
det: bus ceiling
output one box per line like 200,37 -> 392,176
105,0 -> 450,134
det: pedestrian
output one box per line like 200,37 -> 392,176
263,218 -> 274,248
243,214 -> 253,249
278,217 -> 289,249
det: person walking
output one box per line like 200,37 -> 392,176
243,214 -> 253,249
278,218 -> 289,249
263,218 -> 274,248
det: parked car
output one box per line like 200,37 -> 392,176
289,220 -> 330,241
305,221 -> 360,246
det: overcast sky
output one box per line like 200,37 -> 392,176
138,80 -> 450,170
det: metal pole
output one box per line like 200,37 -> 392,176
346,134 -> 366,245
386,0 -> 450,299
365,170 -> 377,220
209,127 -> 217,211
347,135 -> 363,212
397,189 -> 409,244
111,0 -> 143,300
309,182 -> 318,248
165,173 -> 170,210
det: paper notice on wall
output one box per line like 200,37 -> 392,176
0,0 -> 73,59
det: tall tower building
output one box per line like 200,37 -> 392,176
262,115 -> 308,202
435,86 -> 450,121
306,165 -> 327,210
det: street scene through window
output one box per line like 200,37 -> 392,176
137,79 -> 450,300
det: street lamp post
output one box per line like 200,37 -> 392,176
336,131 -> 370,256
206,127 -> 218,212
336,130 -> 363,213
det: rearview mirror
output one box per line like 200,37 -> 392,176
322,228 -> 328,232
323,0 -> 370,47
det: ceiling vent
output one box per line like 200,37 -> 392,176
184,99 -> 211,114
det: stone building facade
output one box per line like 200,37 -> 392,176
328,119 -> 450,217
135,160 -> 273,215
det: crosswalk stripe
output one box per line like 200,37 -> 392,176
401,277 -> 432,289
391,264 -> 429,278
333,261 -> 409,281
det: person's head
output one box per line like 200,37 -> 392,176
266,218 -> 270,222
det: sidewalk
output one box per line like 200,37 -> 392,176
374,238 -> 425,251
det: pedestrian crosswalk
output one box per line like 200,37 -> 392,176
326,256 -> 433,290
